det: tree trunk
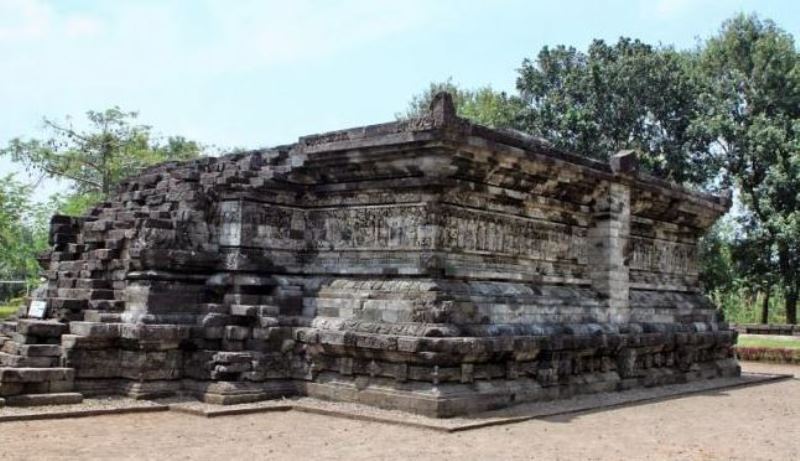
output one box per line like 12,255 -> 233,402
776,242 -> 797,325
761,288 -> 770,324
785,290 -> 798,325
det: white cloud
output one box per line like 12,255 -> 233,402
0,0 -> 434,88
0,0 -> 54,41
189,0 -> 433,71
655,0 -> 692,16
63,14 -> 103,38
0,0 -> 442,145
0,0 -> 104,42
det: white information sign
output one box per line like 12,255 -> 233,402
28,300 -> 47,319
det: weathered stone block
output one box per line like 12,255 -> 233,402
16,320 -> 67,338
0,367 -> 74,383
5,392 -> 83,406
120,324 -> 191,342
19,344 -> 63,357
0,382 -> 24,396
224,326 -> 250,341
0,353 -> 58,368
69,322 -> 121,338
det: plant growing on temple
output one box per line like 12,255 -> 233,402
0,107 -> 204,209
399,78 -> 524,129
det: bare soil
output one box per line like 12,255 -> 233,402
0,362 -> 797,461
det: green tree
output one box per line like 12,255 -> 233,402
699,214 -> 782,324
1,107 -> 207,303
694,14 -> 800,323
1,107 -> 203,198
732,221 -> 780,324
0,175 -> 51,285
399,78 -> 523,128
516,38 -> 712,185
698,219 -> 737,294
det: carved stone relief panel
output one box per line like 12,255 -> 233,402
306,205 -> 430,251
629,236 -> 698,275
218,200 -> 242,247
437,206 -> 587,264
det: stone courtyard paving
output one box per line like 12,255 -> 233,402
0,361 -> 797,461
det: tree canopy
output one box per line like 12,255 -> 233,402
517,38 -> 711,185
694,15 -> 800,323
1,107 -> 202,197
0,107 -> 206,301
0,175 -> 50,284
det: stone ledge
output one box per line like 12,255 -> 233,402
3,371 -> 780,425
181,379 -> 298,405
153,371 -> 789,431
300,327 -> 736,357
0,403 -> 168,423
5,392 -> 83,407
0,367 -> 74,383
16,320 -> 67,338
299,359 -> 742,417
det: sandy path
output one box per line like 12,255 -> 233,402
0,362 -> 797,461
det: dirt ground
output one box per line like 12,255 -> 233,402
0,362 -> 797,461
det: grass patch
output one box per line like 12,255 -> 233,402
0,296 -> 24,320
737,334 -> 800,350
0,305 -> 19,320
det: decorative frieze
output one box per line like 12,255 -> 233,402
629,237 -> 698,275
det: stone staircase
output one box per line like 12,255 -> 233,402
0,319 -> 82,407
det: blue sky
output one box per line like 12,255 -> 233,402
1,0 -> 798,200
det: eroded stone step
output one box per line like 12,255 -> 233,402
1,342 -> 62,357
0,366 -> 75,396
0,321 -> 18,336
82,310 -> 124,323
0,352 -> 59,368
6,332 -> 61,345
16,319 -> 68,338
4,392 -> 83,407
230,304 -> 280,317
0,367 -> 74,383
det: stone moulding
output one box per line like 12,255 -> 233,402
0,93 -> 738,417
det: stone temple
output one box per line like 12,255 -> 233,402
0,94 -> 739,416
